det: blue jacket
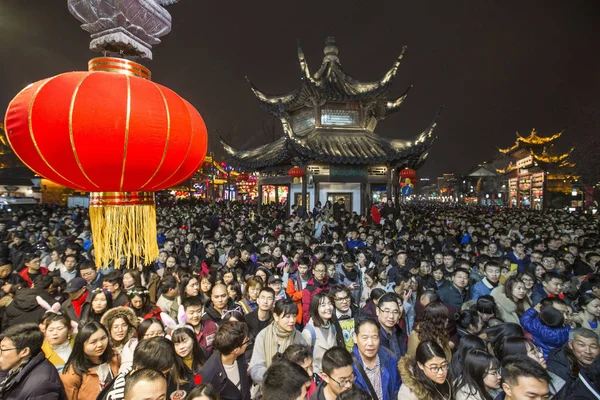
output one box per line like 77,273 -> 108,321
506,252 -> 529,272
471,278 -> 495,301
352,345 -> 401,400
531,284 -> 550,306
520,307 -> 571,359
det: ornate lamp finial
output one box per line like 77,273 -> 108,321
68,0 -> 181,60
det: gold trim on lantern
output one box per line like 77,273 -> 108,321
69,74 -> 100,189
88,58 -> 151,80
89,192 -> 155,207
119,75 -> 132,191
24,76 -> 85,189
140,83 -> 171,190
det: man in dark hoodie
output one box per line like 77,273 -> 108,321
547,327 -> 600,393
3,274 -> 56,328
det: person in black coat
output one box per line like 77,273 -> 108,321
567,355 -> 600,399
0,323 -> 66,399
547,328 -> 600,394
2,275 -> 56,329
200,321 -> 251,400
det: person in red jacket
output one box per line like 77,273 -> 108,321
371,202 -> 381,225
287,257 -> 311,327
301,262 -> 330,325
18,253 -> 48,288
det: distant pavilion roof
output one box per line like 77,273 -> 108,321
223,37 -> 440,170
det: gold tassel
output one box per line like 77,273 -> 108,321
89,192 -> 159,269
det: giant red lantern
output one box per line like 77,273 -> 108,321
237,173 -> 250,182
4,57 -> 208,268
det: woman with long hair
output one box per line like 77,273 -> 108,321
491,276 -> 531,325
42,313 -> 76,373
118,317 -> 166,373
495,336 -> 566,395
398,340 -> 453,400
122,268 -> 142,292
126,286 -> 162,322
61,322 -> 117,400
227,282 -> 243,303
360,268 -> 379,308
179,274 -> 200,304
475,295 -> 497,327
135,261 -> 160,302
301,292 -> 336,375
454,349 -> 501,400
480,322 -> 524,356
449,335 -> 487,380
80,288 -> 113,326
408,301 -> 452,360
172,326 -> 208,374
456,310 -> 484,338
249,299 -> 307,385
518,271 -> 536,298
573,292 -> 600,336
238,276 -> 262,314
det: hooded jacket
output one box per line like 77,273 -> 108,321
566,367 -> 600,400
0,351 -> 67,400
100,307 -> 139,351
520,307 -> 571,359
491,285 -> 531,325
397,355 -> 434,400
301,276 -> 330,325
3,286 -> 57,328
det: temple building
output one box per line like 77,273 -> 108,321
497,129 -> 575,209
222,37 -> 439,214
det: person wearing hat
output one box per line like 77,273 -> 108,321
268,274 -> 287,302
61,277 -> 90,323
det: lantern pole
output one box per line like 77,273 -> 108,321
301,163 -> 308,213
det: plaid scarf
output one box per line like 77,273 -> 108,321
0,357 -> 30,396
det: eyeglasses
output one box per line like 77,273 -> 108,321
378,307 -> 401,318
487,369 -> 502,377
329,373 -> 355,388
423,363 -> 449,374
0,346 -> 17,354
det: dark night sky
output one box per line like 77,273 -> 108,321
1,0 -> 599,178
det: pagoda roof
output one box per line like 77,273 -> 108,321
221,109 -> 440,170
499,129 -> 563,154
247,37 -> 411,120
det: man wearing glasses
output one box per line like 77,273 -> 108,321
311,347 -> 354,400
376,293 -> 406,360
330,285 -> 357,352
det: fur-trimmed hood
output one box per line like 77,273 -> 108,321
398,355 -> 433,400
100,306 -> 138,344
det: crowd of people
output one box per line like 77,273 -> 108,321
0,198 -> 599,400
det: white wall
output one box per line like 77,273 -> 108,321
318,182 -> 361,214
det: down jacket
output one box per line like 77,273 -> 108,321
397,355 -> 435,400
520,307 -> 571,359
0,351 -> 66,399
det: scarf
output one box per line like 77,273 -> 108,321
72,290 -> 88,318
263,322 -> 296,369
0,358 -> 30,396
